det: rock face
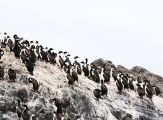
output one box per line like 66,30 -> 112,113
130,66 -> 163,96
92,58 -> 163,97
0,54 -> 163,120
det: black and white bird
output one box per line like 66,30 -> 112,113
68,65 -> 78,83
128,77 -> 135,91
8,68 -> 16,82
101,80 -> 108,96
0,66 -> 4,80
20,46 -> 29,63
122,74 -> 129,91
81,59 -> 90,77
93,89 -> 101,101
66,66 -> 78,88
47,48 -> 57,64
109,67 -> 114,82
137,82 -> 145,99
38,46 -> 49,62
24,58 -> 34,75
13,39 -> 21,59
152,86 -> 161,96
90,67 -> 100,83
58,52 -> 65,69
74,56 -> 79,59
144,82 -> 153,99
22,105 -> 30,120
99,67 -> 105,82
20,40 -> 30,48
116,73 -> 124,94
28,78 -> 39,92
51,98 -> 63,115
67,73 -> 75,89
58,51 -> 63,54
28,46 -> 37,65
111,68 -> 119,82
102,67 -> 110,84
73,61 -> 82,75
16,100 -> 23,120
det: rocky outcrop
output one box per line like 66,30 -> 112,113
0,54 -> 163,120
92,58 -> 163,97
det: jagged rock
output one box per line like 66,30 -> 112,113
122,113 -> 132,120
0,49 -> 163,120
8,100 -> 17,112
43,112 -> 53,120
116,65 -> 130,74
130,66 -> 163,97
0,97 -> 16,113
6,86 -> 18,97
110,109 -> 125,120
16,88 -> 28,102
92,59 -> 163,97
91,58 -> 114,68
138,116 -> 153,120
18,75 -> 28,84
0,97 -> 10,112
110,108 -> 133,120
33,102 -> 44,113
0,111 -> 3,120
0,86 -> 5,95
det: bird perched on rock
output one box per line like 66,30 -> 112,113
22,105 -> 30,120
137,83 -> 145,99
28,78 -> 39,92
16,99 -> 25,120
0,66 -> 4,80
144,82 -> 153,99
152,85 -> 161,96
101,80 -> 108,96
128,77 -> 135,91
51,98 -> 63,115
70,66 -> 78,83
93,89 -> 101,101
24,58 -> 34,75
66,65 -> 78,89
116,74 -> 124,94
8,68 -> 16,82
74,56 -> 79,59
67,73 -> 75,89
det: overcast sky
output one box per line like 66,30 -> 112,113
0,0 -> 163,76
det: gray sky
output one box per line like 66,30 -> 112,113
0,0 -> 163,76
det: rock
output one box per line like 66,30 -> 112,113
138,115 -> 153,120
10,100 -> 17,112
122,113 -> 132,120
43,112 -> 53,120
0,48 -> 163,120
0,86 -> 5,95
0,96 -> 17,113
116,65 -> 130,74
92,59 -> 163,97
0,97 -> 10,112
18,75 -> 28,84
16,88 -> 28,102
0,111 -> 3,120
33,102 -> 44,113
130,66 -> 163,97
110,109 -> 124,120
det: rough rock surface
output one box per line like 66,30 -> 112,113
0,54 -> 163,120
92,58 -> 163,97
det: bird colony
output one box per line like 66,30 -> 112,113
0,32 -> 163,120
